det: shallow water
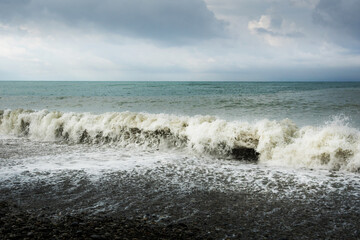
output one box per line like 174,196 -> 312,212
1,138 -> 359,238
1,136 -> 359,204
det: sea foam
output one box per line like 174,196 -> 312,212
1,109 -> 359,172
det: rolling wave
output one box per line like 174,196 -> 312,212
1,109 -> 359,172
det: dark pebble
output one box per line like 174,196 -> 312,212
90,234 -> 104,239
0,200 -> 205,240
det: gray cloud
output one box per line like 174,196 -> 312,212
1,0 -> 360,81
0,0 -> 226,44
255,27 -> 304,38
248,15 -> 305,40
313,0 -> 360,40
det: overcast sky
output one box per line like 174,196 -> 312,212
0,0 -> 360,81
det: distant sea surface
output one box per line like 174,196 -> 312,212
1,81 -> 360,126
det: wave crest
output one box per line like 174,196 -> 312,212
1,109 -> 359,172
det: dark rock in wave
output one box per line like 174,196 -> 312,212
232,147 -> 259,161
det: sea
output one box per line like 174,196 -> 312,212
1,81 -> 360,238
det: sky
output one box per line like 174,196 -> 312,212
0,0 -> 360,81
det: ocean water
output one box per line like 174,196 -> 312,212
1,81 -> 360,126
1,81 -> 360,237
1,81 -> 360,169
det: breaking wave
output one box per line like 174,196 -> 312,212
0,109 -> 359,172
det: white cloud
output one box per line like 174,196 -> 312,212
248,15 -> 272,33
248,15 -> 304,47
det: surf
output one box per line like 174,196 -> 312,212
1,109 -> 359,172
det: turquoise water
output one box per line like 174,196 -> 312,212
1,81 -> 359,96
1,81 -> 360,127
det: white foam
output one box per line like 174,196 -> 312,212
1,109 -> 359,172
1,137 -> 359,201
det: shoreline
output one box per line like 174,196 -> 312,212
1,180 -> 359,239
1,138 -> 359,239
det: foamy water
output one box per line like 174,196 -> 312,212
1,136 -> 360,204
1,109 -> 359,172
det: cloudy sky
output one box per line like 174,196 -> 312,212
0,0 -> 360,81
